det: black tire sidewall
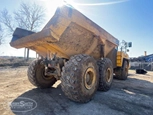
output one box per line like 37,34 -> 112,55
35,62 -> 56,88
98,58 -> 113,91
122,61 -> 128,79
61,54 -> 99,103
114,60 -> 128,80
28,60 -> 56,88
81,57 -> 99,98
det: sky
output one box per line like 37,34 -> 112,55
0,0 -> 153,57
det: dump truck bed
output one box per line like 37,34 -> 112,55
10,5 -> 119,59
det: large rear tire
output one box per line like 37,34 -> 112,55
27,59 -> 57,88
97,58 -> 113,91
114,60 -> 128,80
61,54 -> 99,103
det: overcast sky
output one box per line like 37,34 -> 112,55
0,0 -> 153,57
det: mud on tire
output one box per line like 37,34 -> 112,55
61,54 -> 99,103
27,59 -> 57,88
97,58 -> 113,91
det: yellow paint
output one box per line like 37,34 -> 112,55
10,6 -> 119,60
116,51 -> 129,67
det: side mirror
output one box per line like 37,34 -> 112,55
128,42 -> 132,47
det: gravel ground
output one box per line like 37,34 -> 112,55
0,66 -> 153,115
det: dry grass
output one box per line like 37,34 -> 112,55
0,57 -> 34,67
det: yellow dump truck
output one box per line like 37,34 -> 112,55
10,5 -> 131,103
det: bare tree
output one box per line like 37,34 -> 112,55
0,24 -> 3,45
14,2 -> 45,32
0,2 -> 45,60
0,9 -> 14,34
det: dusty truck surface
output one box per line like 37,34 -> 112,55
10,5 -> 131,103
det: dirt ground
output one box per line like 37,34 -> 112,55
0,66 -> 153,115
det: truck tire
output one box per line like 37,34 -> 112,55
27,59 -> 57,88
97,58 -> 113,91
61,54 -> 99,103
114,60 -> 128,80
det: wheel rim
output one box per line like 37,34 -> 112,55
42,68 -> 54,80
43,74 -> 54,80
84,68 -> 96,90
106,68 -> 112,82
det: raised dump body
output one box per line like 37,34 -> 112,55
10,5 -> 119,63
10,5 -> 130,103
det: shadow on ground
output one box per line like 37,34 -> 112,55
11,77 -> 153,115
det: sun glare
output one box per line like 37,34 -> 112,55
42,0 -> 75,10
55,0 -> 65,7
39,0 -> 64,20
40,0 -> 77,20
43,0 -> 65,8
